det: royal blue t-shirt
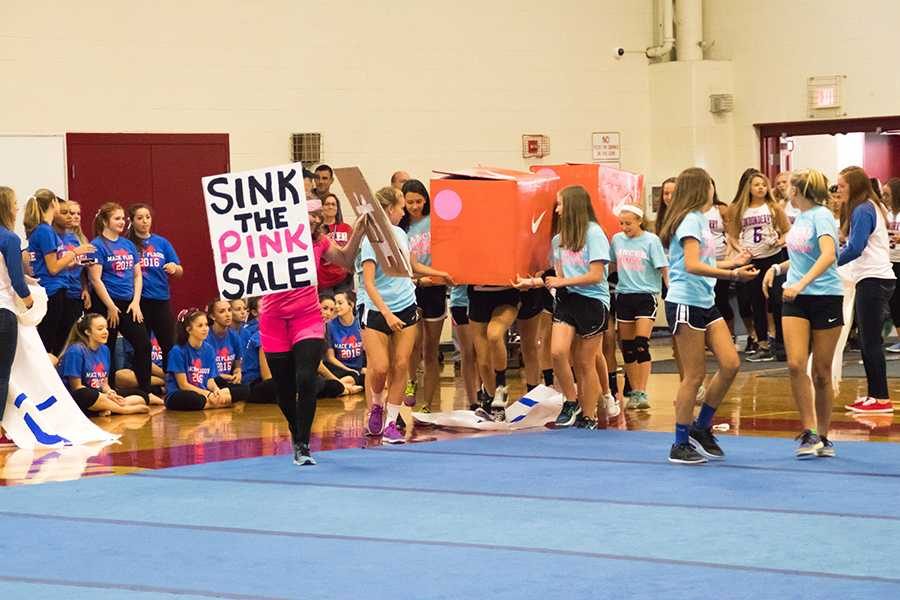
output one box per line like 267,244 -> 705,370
92,236 -> 139,301
60,232 -> 86,299
206,328 -> 242,376
166,341 -> 216,395
60,343 -> 110,391
326,317 -> 365,371
241,323 -> 262,384
28,223 -> 65,295
117,333 -> 163,370
135,233 -> 180,301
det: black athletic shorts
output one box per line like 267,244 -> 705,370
467,286 -> 520,323
782,294 -> 844,330
362,304 -> 420,336
517,288 -> 548,320
665,301 -> 722,334
415,284 -> 447,321
450,305 -> 469,326
553,289 -> 609,338
616,293 -> 659,322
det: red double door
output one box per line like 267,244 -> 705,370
66,133 -> 229,314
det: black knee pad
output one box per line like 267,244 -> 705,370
621,339 -> 637,364
634,336 -> 651,363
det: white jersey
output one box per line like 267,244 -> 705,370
888,210 -> 900,263
704,206 -> 727,260
843,200 -> 895,284
739,203 -> 781,259
783,202 -> 801,225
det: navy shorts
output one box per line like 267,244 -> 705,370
665,301 -> 722,334
553,289 -> 609,338
361,304 -> 419,336
616,293 -> 659,322
415,284 -> 447,321
782,294 -> 844,330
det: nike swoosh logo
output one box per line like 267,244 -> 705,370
828,318 -> 838,323
531,211 -> 547,234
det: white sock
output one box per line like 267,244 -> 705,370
373,388 -> 386,406
386,403 -> 400,425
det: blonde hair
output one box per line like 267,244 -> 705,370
61,313 -> 105,357
557,185 -> 598,251
0,187 -> 16,230
23,188 -> 57,237
374,186 -> 401,209
658,168 -> 711,247
66,199 -> 89,244
789,170 -> 829,206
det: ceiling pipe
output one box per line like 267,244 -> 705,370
675,0 -> 704,61
646,0 -> 675,59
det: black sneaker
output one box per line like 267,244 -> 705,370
795,429 -> 823,459
668,442 -> 707,465
817,436 -> 836,458
689,425 -> 725,460
555,401 -> 582,427
574,414 -> 598,430
744,338 -> 758,355
293,442 -> 316,466
747,347 -> 775,362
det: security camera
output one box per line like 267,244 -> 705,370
615,47 -> 625,58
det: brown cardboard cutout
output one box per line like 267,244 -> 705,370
334,167 -> 413,278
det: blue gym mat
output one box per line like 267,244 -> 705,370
0,429 -> 898,599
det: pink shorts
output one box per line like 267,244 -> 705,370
259,288 -> 325,353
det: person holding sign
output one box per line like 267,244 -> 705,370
88,202 -> 159,405
360,186 -> 455,445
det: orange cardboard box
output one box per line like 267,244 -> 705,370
529,164 -> 644,238
430,167 -> 558,285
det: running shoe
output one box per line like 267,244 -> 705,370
417,404 -> 432,414
636,391 -> 651,410
887,342 -> 900,354
668,442 -> 707,465
794,429 -> 823,460
603,392 -> 620,418
845,397 -> 894,413
743,338 -> 758,355
555,401 -> 581,427
403,381 -> 417,407
626,394 -> 642,410
292,442 -> 316,466
492,385 -> 508,409
574,414 -> 598,430
817,436 -> 836,457
365,404 -> 385,436
382,421 -> 405,444
747,347 -> 775,362
689,425 -> 725,460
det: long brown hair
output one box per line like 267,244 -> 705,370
557,185 -> 598,251
61,313 -> 105,357
0,187 -> 16,230
885,177 -> 900,214
23,188 -> 57,237
658,168 -> 712,248
840,166 -> 888,236
726,171 -> 788,239
654,177 -> 677,235
126,203 -> 153,249
94,202 -> 124,238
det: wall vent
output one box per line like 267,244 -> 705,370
291,133 -> 321,166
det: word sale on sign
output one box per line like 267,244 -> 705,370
203,163 -> 318,299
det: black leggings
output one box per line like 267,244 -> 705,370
713,279 -> 734,324
317,377 -> 346,399
37,289 -> 67,356
0,309 -> 17,422
737,253 -> 784,343
247,378 -> 279,404
72,386 -> 147,414
91,298 -> 152,394
166,390 -> 208,411
60,295 -> 84,351
265,338 -> 325,445
213,376 -> 251,403
856,278 -> 895,399
140,298 -> 175,370
890,262 -> 900,328
324,362 -> 365,387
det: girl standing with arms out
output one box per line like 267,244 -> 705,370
25,189 -> 94,355
401,179 -> 449,412
660,168 -> 757,465
762,170 -> 842,457
882,178 -> 900,354
88,202 -> 157,404
260,197 -> 365,465
610,205 -> 668,411
206,299 -> 251,403
127,204 -> 182,369
317,193 -> 353,296
838,167 -> 896,414
361,187 -> 453,443
0,187 -> 34,435
166,308 -> 232,411
59,314 -> 149,415
59,200 -> 93,344
727,171 -> 790,362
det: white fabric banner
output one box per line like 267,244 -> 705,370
413,385 -> 564,431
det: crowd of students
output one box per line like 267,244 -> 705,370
0,161 -> 895,467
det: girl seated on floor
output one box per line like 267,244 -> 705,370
206,299 -> 250,403
165,308 -> 232,410
114,333 -> 166,391
58,314 -> 150,415
324,290 -> 365,387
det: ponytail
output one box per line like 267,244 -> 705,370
23,188 -> 57,237
61,313 -> 103,357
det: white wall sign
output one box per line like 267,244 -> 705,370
592,132 -> 621,162
202,162 -> 317,300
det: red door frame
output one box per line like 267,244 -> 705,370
754,115 -> 900,180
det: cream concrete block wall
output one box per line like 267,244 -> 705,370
704,0 -> 900,184
1,0 -> 654,191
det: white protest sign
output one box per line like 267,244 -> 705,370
202,162 -> 317,300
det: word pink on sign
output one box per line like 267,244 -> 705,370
202,162 -> 318,300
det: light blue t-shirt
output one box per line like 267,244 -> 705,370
550,222 -> 611,307
449,285 -> 469,308
665,211 -> 716,309
785,205 -> 843,296
611,231 -> 668,295
406,215 -> 432,267
358,225 -> 416,313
